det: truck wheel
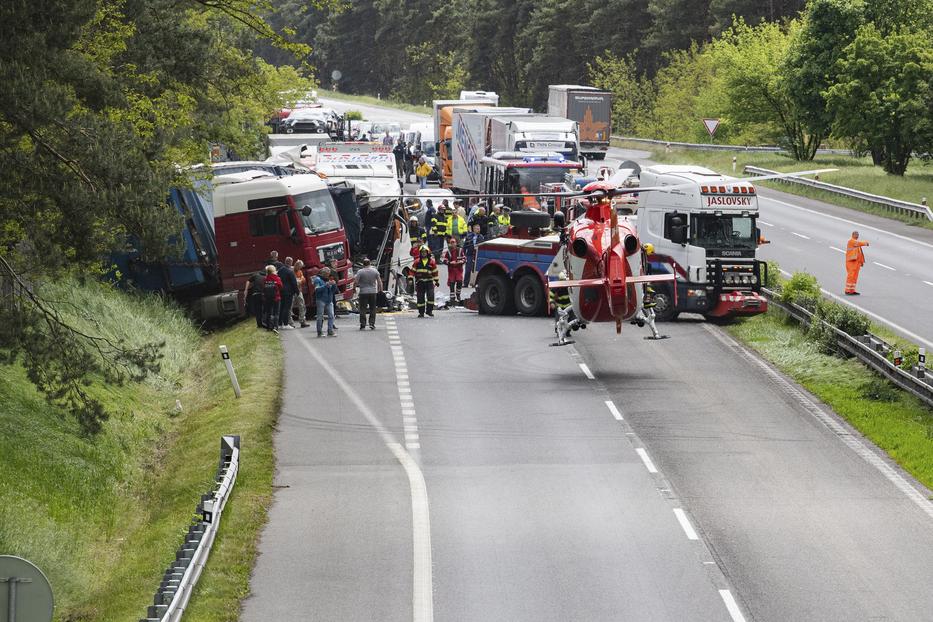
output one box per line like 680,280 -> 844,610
514,275 -> 545,316
478,274 -> 515,315
509,211 -> 552,230
653,288 -> 678,322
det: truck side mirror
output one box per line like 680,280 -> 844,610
670,226 -> 686,245
301,205 -> 312,217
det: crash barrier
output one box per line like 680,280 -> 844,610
139,435 -> 240,622
762,288 -> 933,409
745,166 -> 933,222
610,135 -> 853,155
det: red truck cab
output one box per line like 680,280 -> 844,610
211,173 -> 353,300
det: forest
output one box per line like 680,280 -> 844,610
259,0 -> 932,173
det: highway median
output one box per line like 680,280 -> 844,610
0,276 -> 282,621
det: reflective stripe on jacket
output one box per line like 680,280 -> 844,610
846,238 -> 867,265
413,257 -> 439,282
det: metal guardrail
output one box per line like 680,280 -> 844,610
762,289 -> 933,408
140,435 -> 240,622
745,165 -> 933,221
610,135 -> 854,155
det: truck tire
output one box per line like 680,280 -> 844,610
652,287 -> 678,322
509,210 -> 552,230
514,274 -> 545,316
477,274 -> 515,315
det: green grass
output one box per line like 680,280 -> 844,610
0,277 -> 282,621
614,139 -> 933,229
727,310 -> 933,491
320,90 -> 433,116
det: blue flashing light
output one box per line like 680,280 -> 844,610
522,154 -> 565,163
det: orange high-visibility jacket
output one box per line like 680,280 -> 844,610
846,238 -> 868,266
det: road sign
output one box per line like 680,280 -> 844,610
702,118 -> 720,138
0,556 -> 54,622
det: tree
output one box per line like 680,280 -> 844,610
588,53 -> 656,136
783,0 -> 864,159
643,0 -> 712,69
826,24 -> 933,175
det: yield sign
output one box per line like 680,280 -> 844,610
703,118 -> 720,138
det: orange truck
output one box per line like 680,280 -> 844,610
432,99 -> 494,187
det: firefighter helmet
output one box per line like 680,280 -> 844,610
643,243 -> 655,254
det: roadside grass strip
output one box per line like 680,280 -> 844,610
727,309 -> 933,492
0,276 -> 282,621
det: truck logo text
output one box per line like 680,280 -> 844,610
705,196 -> 754,207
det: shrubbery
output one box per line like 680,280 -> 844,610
808,298 -> 871,353
779,271 -> 820,308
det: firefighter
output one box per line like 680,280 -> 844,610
413,246 -> 439,317
551,271 -> 583,346
635,285 -> 668,340
441,236 -> 466,304
430,203 -> 449,259
845,230 -> 869,295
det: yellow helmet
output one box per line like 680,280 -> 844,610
643,243 -> 655,254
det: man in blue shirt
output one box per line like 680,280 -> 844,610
312,267 -> 339,337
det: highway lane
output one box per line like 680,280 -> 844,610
244,312 -> 737,621
243,309 -> 933,621
606,146 -> 933,346
317,95 -> 430,126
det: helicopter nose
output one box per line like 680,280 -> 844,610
623,234 -> 639,255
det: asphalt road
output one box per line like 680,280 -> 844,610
243,310 -> 933,621
317,96 -> 431,126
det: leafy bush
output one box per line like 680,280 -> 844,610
858,378 -> 900,402
888,343 -> 920,370
808,299 -> 871,353
345,110 -> 364,121
780,271 -> 820,305
763,260 -> 781,289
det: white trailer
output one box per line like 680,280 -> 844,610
451,107 -> 530,192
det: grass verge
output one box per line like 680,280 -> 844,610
320,90 -> 432,116
0,277 -> 282,621
727,309 -> 933,491
613,139 -> 933,229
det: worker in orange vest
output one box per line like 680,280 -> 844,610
844,230 -> 869,295
520,185 -> 541,210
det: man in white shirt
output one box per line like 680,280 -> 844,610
354,257 -> 383,330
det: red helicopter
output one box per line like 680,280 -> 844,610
548,181 -> 675,344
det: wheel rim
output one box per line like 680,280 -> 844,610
654,293 -> 670,316
520,284 -> 536,309
485,285 -> 500,308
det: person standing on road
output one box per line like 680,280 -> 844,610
413,246 -> 439,317
416,157 -> 432,189
354,257 -> 383,330
278,258 -> 299,328
462,223 -> 484,287
262,265 -> 283,333
244,269 -> 266,328
441,236 -> 466,304
292,259 -> 309,328
382,131 -> 394,146
312,267 -> 338,337
393,138 -> 407,181
423,199 -> 436,238
845,230 -> 869,295
431,204 -> 449,259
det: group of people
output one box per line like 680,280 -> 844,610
244,250 -> 338,337
387,133 -> 434,188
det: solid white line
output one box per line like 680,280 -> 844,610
297,339 -> 433,621
635,448 -> 659,473
673,508 -> 699,540
829,246 -> 845,253
719,590 -> 748,622
791,232 -> 811,240
758,220 -> 773,227
579,363 -> 595,380
760,196 -> 933,250
703,323 -> 933,521
873,261 -> 896,271
604,400 -> 624,421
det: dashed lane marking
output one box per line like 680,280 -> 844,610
924,281 -> 933,288
604,400 -> 624,421
635,448 -> 659,474
829,246 -> 845,253
791,232 -> 811,240
758,220 -> 773,227
719,590 -> 748,622
673,508 -> 699,540
873,261 -> 896,271
578,363 -> 595,380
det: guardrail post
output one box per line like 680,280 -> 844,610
919,348 -> 926,379
219,345 -> 241,398
893,350 -> 903,367
732,156 -> 736,173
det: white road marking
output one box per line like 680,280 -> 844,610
924,281 -> 933,288
758,220 -> 773,227
604,400 -> 624,421
579,363 -> 595,380
703,323 -> 933,521
873,261 -> 896,271
635,448 -> 658,473
673,508 -> 699,540
791,232 -> 811,240
829,246 -> 845,253
777,269 -> 933,350
761,196 -> 933,250
297,338 -> 434,621
719,590 -> 748,622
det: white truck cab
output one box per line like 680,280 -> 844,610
487,116 -> 580,163
637,165 -> 768,321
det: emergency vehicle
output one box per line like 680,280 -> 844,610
481,153 -> 583,212
636,165 -> 768,321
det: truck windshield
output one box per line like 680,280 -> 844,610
296,189 -> 342,235
692,214 -> 756,250
506,168 -> 571,194
420,141 -> 436,156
